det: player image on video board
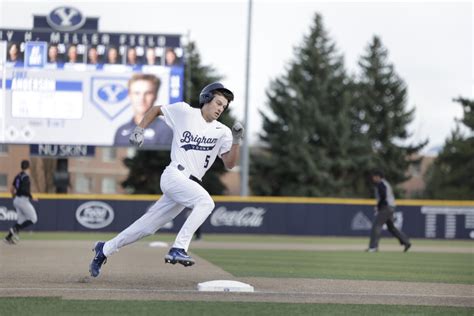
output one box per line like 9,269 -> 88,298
113,73 -> 172,148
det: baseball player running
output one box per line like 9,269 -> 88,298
89,82 -> 243,277
4,160 -> 38,244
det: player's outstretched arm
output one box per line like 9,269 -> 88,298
10,184 -> 16,198
138,105 -> 163,129
221,122 -> 244,169
129,105 -> 163,147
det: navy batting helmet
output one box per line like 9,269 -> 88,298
199,82 -> 234,107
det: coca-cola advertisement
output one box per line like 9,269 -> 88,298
0,196 -> 472,239
210,206 -> 266,227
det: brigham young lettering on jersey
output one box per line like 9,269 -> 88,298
160,102 -> 233,180
180,131 -> 218,151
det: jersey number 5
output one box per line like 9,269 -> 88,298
204,155 -> 210,168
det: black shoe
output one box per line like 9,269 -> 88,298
404,243 -> 412,252
3,236 -> 16,245
9,227 -> 19,242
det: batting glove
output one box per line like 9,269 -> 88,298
232,122 -> 244,145
129,126 -> 145,147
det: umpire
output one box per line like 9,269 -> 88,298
4,160 -> 38,244
367,170 -> 411,252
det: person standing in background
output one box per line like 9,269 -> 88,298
4,160 -> 38,245
367,170 -> 411,252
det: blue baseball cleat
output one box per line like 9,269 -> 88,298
89,241 -> 107,277
164,247 -> 195,267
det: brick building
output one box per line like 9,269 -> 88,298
0,144 -> 241,195
0,145 -> 131,194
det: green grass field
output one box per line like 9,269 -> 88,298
0,297 -> 473,316
193,249 -> 473,284
2,232 -> 473,315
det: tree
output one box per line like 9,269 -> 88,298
424,97 -> 474,199
354,36 -> 426,192
250,13 -> 366,197
30,157 -> 56,193
122,40 -> 236,195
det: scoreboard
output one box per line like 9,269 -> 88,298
0,6 -> 185,150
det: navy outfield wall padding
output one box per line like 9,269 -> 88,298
0,197 -> 472,239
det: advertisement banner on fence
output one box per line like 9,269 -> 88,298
0,196 -> 473,239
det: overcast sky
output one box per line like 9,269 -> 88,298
1,0 -> 472,153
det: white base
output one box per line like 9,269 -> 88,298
197,280 -> 254,292
148,241 -> 169,248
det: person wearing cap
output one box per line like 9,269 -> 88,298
4,160 -> 38,244
89,82 -> 243,277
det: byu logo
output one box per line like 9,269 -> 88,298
91,77 -> 130,120
97,84 -> 128,103
46,6 -> 86,31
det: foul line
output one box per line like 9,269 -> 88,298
0,287 -> 472,299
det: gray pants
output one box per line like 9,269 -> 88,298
369,206 -> 409,249
13,196 -> 37,225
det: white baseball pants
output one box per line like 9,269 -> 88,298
103,165 -> 214,257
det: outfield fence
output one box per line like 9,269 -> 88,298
0,193 -> 473,239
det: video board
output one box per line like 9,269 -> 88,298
0,6 -> 184,149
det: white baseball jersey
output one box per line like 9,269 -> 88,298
161,102 -> 233,179
102,101 -> 234,257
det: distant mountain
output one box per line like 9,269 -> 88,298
422,144 -> 443,157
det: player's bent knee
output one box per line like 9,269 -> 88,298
197,197 -> 215,214
204,198 -> 215,211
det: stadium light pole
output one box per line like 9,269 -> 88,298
184,30 -> 192,104
0,42 -> 6,144
240,0 -> 253,196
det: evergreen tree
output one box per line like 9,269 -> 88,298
355,36 -> 426,191
424,97 -> 474,199
250,13 -> 365,197
122,149 -> 169,194
122,40 -> 236,194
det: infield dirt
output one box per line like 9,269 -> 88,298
0,240 -> 472,307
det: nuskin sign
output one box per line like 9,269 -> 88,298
210,206 -> 266,227
0,206 -> 17,221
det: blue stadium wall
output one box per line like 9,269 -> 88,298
0,193 -> 473,239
